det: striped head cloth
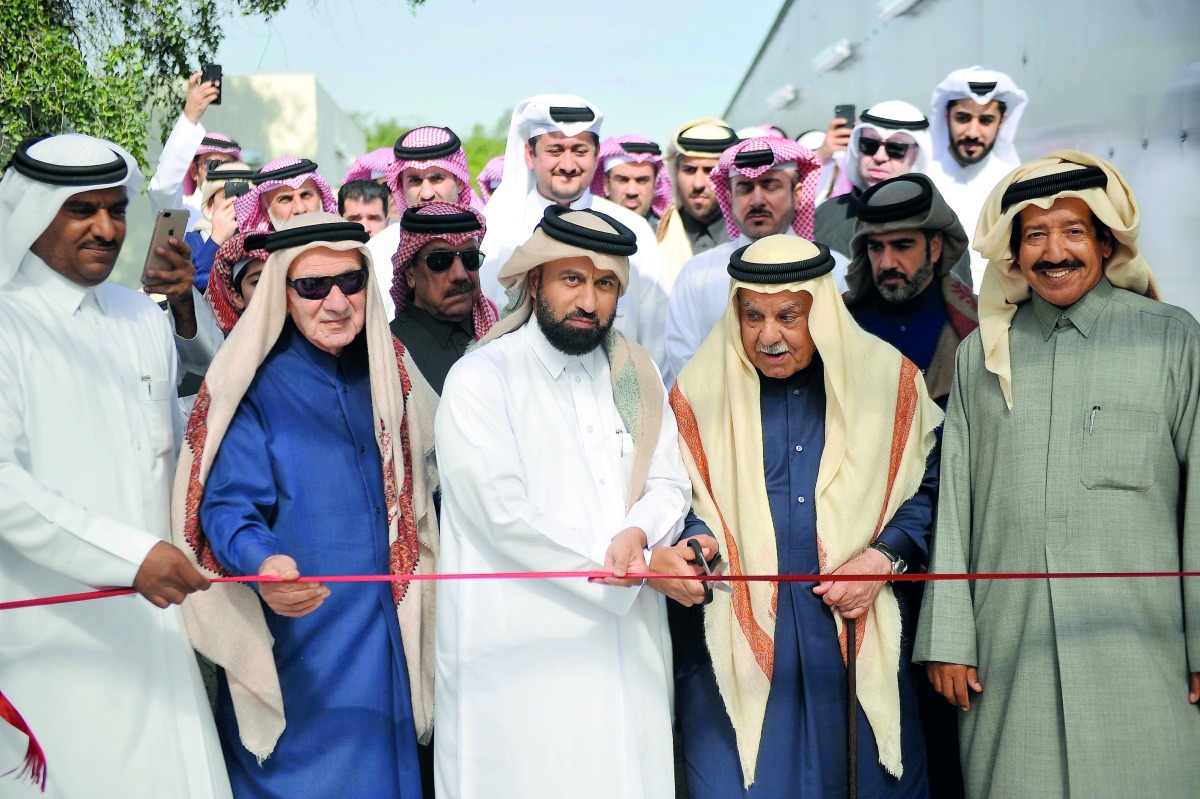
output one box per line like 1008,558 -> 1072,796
183,132 -> 243,196
476,155 -> 504,203
710,137 -> 823,240
384,127 -> 478,213
589,136 -> 672,218
343,146 -> 395,184
233,157 -> 338,234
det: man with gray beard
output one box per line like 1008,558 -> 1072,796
843,174 -> 977,407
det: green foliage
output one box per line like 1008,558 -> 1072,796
0,0 -> 429,170
355,110 -> 510,187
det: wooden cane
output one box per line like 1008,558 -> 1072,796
846,615 -> 858,799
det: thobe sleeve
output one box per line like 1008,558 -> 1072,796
171,288 -> 224,379
0,340 -> 160,587
147,114 -> 205,214
874,446 -> 940,571
631,236 -> 670,371
912,344 -> 978,667
1173,325 -> 1200,671
621,377 -> 692,549
437,360 -> 645,615
199,395 -> 281,576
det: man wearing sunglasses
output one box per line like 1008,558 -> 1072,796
388,202 -> 499,394
814,100 -> 933,266
181,212 -> 440,799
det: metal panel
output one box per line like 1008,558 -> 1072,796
727,0 -> 1200,314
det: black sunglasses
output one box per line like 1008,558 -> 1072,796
286,268 -> 369,300
420,248 -> 485,273
857,137 -> 917,160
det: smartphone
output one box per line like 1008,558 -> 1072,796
223,180 -> 250,199
142,209 -> 187,286
833,104 -> 856,129
201,63 -> 222,105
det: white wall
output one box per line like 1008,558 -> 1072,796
726,0 -> 1200,314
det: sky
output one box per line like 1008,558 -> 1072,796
215,0 -> 783,145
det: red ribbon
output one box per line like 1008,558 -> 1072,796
0,689 -> 46,792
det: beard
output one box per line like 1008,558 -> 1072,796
874,258 -> 936,303
952,136 -> 996,166
534,285 -> 616,356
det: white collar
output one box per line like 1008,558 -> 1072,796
16,251 -> 103,315
523,316 -> 602,380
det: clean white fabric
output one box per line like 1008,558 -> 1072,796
0,253 -> 231,798
367,222 -> 403,320
848,100 -> 932,191
480,189 -> 670,368
434,318 -> 690,799
148,113 -> 207,227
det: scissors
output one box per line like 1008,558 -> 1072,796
687,538 -> 733,605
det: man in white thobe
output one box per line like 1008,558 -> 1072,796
435,206 -> 710,798
664,136 -> 824,385
0,134 -> 230,798
926,66 -> 1029,287
479,95 -> 671,369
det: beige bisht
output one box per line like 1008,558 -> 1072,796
973,149 -> 1161,408
669,236 -> 942,787
170,212 -> 440,760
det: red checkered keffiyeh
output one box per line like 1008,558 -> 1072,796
204,231 -> 270,334
710,137 -> 822,240
233,157 -> 338,234
390,202 -> 498,339
384,127 -> 479,213
476,155 -> 504,203
589,135 -> 672,218
183,132 -> 243,196
343,146 -> 395,184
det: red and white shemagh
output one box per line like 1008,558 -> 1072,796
183,132 -> 242,196
589,135 -> 672,218
390,202 -> 499,339
710,137 -> 822,240
384,127 -> 479,213
233,157 -> 338,234
343,146 -> 395,184
476,155 -> 504,203
204,231 -> 271,334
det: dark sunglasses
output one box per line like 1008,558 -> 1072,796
857,137 -> 917,160
203,157 -> 234,173
286,268 -> 369,300
420,248 -> 485,273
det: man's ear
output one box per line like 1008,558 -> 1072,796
929,231 -> 944,265
524,141 -> 536,171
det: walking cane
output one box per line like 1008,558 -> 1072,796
846,615 -> 858,799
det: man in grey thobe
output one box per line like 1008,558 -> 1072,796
913,150 -> 1200,797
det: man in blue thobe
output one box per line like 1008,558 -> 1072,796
669,235 -> 942,798
175,213 -> 439,799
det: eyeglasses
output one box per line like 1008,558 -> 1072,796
420,248 -> 485,273
857,137 -> 917,160
286,268 -> 369,300
203,157 -> 233,173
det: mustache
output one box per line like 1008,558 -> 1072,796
443,280 -> 475,298
564,309 -> 600,325
877,268 -> 909,283
1032,258 -> 1086,273
82,238 -> 119,250
759,341 -> 788,355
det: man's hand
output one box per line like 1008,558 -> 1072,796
816,117 -> 854,164
258,555 -> 329,618
601,527 -> 649,587
1189,672 -> 1199,704
184,71 -> 220,125
144,236 -> 198,338
812,546 -> 891,619
926,662 -> 984,710
647,535 -> 719,606
133,540 -> 211,608
211,195 -> 238,246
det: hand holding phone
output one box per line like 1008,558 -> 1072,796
833,104 -> 856,129
200,63 -> 222,105
142,209 -> 188,287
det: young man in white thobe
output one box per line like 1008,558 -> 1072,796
478,95 -> 671,369
0,134 -> 230,797
435,205 -> 713,798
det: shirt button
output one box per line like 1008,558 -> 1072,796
793,389 -> 800,396
574,376 -> 581,384
899,325 -> 907,332
359,445 -> 366,454
133,440 -> 141,450
375,506 -> 382,515
342,386 -> 349,395
600,478 -> 607,486
797,496 -> 805,504
795,445 -> 803,452
1060,314 -> 1068,320
587,425 -> 593,433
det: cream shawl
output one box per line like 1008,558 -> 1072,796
670,272 -> 941,786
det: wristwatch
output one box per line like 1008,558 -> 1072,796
869,541 -> 908,575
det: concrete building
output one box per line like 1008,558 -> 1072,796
725,0 -> 1200,315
